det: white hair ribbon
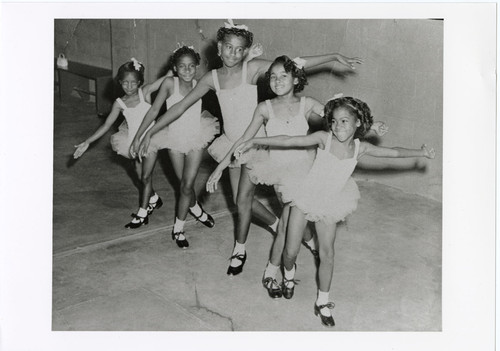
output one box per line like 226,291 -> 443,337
327,93 -> 344,102
130,58 -> 142,71
224,19 -> 249,31
173,42 -> 195,53
292,57 -> 307,69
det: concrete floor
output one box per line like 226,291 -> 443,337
52,95 -> 442,331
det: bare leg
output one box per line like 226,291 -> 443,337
168,149 -> 204,220
283,206 -> 308,271
315,220 -> 338,293
228,166 -> 276,226
139,152 -> 158,210
313,220 -> 338,323
269,203 -> 290,266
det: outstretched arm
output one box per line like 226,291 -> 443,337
248,52 -> 363,83
359,141 -> 435,159
235,130 -> 327,159
130,77 -> 173,157
73,101 -> 122,159
137,72 -> 213,158
301,53 -> 363,70
206,102 -> 267,193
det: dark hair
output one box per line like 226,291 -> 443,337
116,60 -> 145,86
324,97 -> 374,138
171,46 -> 201,69
265,55 -> 308,93
216,26 -> 253,48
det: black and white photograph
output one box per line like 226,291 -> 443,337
0,2 -> 496,351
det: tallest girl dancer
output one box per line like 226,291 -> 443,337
134,20 -> 362,275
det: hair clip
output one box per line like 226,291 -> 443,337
173,42 -> 195,53
327,93 -> 344,102
130,57 -> 142,71
292,57 -> 307,69
224,19 -> 249,31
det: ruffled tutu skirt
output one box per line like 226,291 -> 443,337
148,111 -> 219,154
208,133 -> 266,168
290,177 -> 360,224
110,121 -> 134,159
247,149 -> 315,203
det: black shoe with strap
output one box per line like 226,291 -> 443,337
262,276 -> 283,298
147,196 -> 163,215
314,302 -> 336,327
125,213 -> 148,229
171,230 -> 189,249
189,203 -> 215,228
227,252 -> 246,276
282,277 -> 300,299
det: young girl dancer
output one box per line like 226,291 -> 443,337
235,96 -> 435,327
73,58 -> 165,228
128,46 -> 219,249
135,20 -> 363,275
207,56 -> 387,298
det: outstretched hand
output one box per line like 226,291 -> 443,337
372,121 -> 389,136
246,43 -> 264,61
337,54 -> 363,70
206,168 -> 223,193
137,134 -> 152,162
422,144 -> 435,159
73,141 -> 89,159
129,138 -> 140,160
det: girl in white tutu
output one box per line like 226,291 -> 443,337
73,58 -> 166,228
235,96 -> 435,327
130,45 -> 219,249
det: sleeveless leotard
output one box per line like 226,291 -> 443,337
207,61 -> 265,167
149,77 -> 218,154
110,88 -> 154,159
290,132 -> 361,223
248,97 -> 315,203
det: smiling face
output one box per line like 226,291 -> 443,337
119,72 -> 141,96
174,54 -> 197,83
268,63 -> 298,96
217,34 -> 248,68
330,107 -> 361,142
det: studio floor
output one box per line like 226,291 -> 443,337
52,95 -> 442,331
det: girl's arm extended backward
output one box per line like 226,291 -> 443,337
205,102 -> 267,193
359,142 -> 435,159
248,53 -> 363,83
73,101 -> 122,159
130,77 -> 173,157
234,131 -> 327,159
142,75 -> 168,104
137,73 -> 213,159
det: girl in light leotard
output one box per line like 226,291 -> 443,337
235,96 -> 434,327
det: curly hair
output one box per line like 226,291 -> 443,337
265,55 -> 308,93
116,60 -> 145,86
216,26 -> 253,48
324,97 -> 374,138
171,46 -> 201,69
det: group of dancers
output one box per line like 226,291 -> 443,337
73,20 -> 435,327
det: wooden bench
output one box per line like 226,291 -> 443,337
55,59 -> 114,116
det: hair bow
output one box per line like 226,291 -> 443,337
130,57 -> 142,71
173,42 -> 195,53
327,93 -> 344,102
224,19 -> 249,31
292,57 -> 307,69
